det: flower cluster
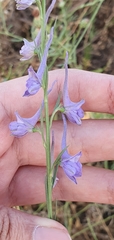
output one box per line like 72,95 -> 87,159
57,52 -> 84,183
60,114 -> 82,184
10,0 -> 85,187
19,0 -> 56,60
23,27 -> 54,96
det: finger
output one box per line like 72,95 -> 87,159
1,70 -> 114,118
0,119 -> 113,193
0,102 -> 13,156
7,120 -> 114,168
0,206 -> 71,240
6,166 -> 114,206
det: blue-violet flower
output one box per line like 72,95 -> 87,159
60,114 -> 82,184
9,104 -> 43,137
20,32 -> 41,61
15,0 -> 35,10
63,52 -> 85,125
20,0 -> 56,60
23,27 -> 54,97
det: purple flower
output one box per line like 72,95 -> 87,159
63,52 -> 85,125
15,0 -> 35,10
20,32 -> 41,61
23,66 -> 41,96
23,27 -> 54,97
60,114 -> 82,184
9,104 -> 43,137
20,0 -> 56,60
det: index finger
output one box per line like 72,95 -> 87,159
1,69 -> 114,118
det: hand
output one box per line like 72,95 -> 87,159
0,69 -> 114,239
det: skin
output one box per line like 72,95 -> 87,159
0,69 -> 114,239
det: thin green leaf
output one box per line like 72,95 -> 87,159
53,146 -> 68,169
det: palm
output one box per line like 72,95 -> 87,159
0,70 -> 114,207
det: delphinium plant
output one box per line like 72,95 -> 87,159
9,0 -> 85,220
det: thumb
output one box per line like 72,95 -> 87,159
0,206 -> 71,240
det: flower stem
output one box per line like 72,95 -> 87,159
44,83 -> 53,219
40,0 -> 53,219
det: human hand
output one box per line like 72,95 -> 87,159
0,69 -> 114,239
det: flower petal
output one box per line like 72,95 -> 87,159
36,27 -> 54,79
23,27 -> 54,97
9,121 -> 30,137
15,0 -> 35,10
9,103 -> 43,137
23,66 -> 41,97
63,52 -> 85,125
45,0 -> 56,24
20,38 -> 37,61
19,0 -> 56,61
74,161 -> 82,177
60,114 -> 82,183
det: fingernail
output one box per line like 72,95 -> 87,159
33,226 -> 71,240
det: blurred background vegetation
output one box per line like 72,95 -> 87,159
0,0 -> 114,239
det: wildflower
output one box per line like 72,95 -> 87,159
23,66 -> 41,97
63,52 -> 85,125
23,27 -> 54,97
20,32 -> 41,61
15,0 -> 35,10
9,103 -> 43,137
20,0 -> 56,61
60,114 -> 82,184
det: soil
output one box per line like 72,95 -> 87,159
90,0 -> 114,74
0,0 -> 114,80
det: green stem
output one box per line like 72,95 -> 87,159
40,111 -> 46,148
44,86 -> 53,218
39,0 -> 53,219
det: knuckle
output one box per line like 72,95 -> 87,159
12,138 -> 22,166
107,80 -> 114,114
107,177 -> 114,204
0,206 -> 10,240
